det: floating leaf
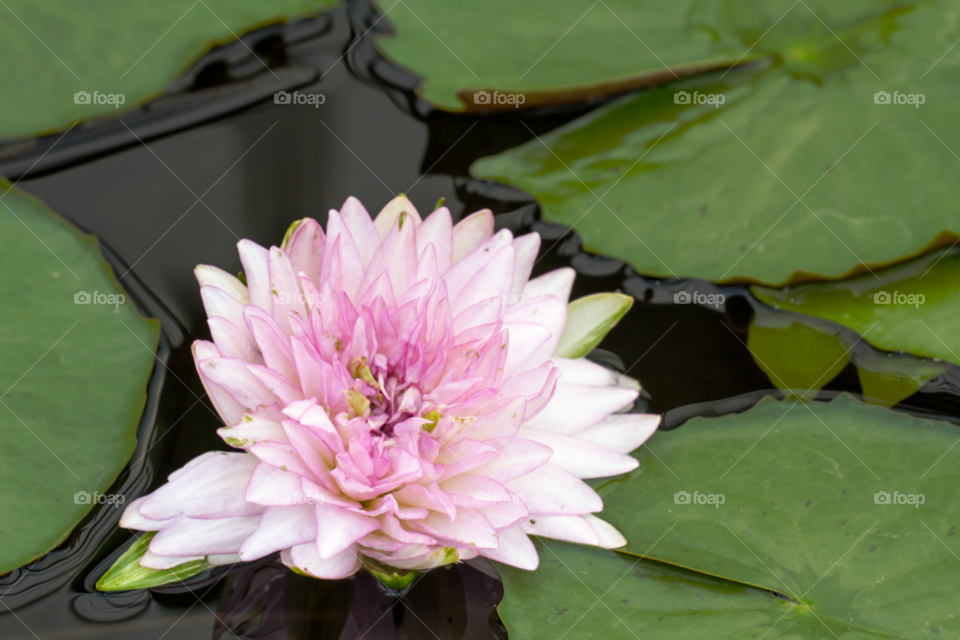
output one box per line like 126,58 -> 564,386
555,293 -> 633,358
473,0 -> 960,284
0,0 -> 335,140
97,532 -> 210,592
375,0 -> 736,111
0,180 -> 159,575
495,540 -> 839,640
598,394 -> 960,638
753,248 -> 960,364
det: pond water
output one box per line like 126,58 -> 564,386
2,2 -> 959,639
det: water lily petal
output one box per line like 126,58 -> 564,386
522,383 -> 638,435
195,265 -> 249,303
506,463 -> 603,516
315,503 -> 381,559
479,526 -> 538,570
139,452 -> 263,520
576,413 -> 661,453
517,428 -> 640,479
283,541 -> 361,579
150,515 -> 261,557
452,208 -> 494,263
239,504 -> 317,561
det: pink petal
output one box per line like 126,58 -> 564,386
199,356 -> 280,412
443,229 -> 513,300
362,208 -> 418,298
479,526 -> 538,570
477,491 -> 528,530
502,322 -> 552,377
322,213 -> 365,298
452,209 -> 494,264
238,504 -> 317,561
120,497 -> 171,531
471,437 -> 552,484
139,452 -> 263,520
150,514 -> 261,557
244,306 -> 299,385
440,475 -> 512,507
315,503 -> 381,559
283,541 -> 361,579
282,218 -> 326,285
200,285 -> 253,342
208,317 -> 261,363
498,362 -> 560,421
411,508 -> 498,549
217,411 -> 289,450
452,244 -> 516,317
267,246 -> 306,334
246,462 -> 310,507
247,364 -> 304,406
192,341 -> 245,425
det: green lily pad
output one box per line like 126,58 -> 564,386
494,539 -> 887,639
473,0 -> 960,285
597,393 -> 960,638
1,0 -> 334,140
747,309 -> 948,407
753,247 -> 960,365
376,0 -> 736,111
0,180 -> 159,576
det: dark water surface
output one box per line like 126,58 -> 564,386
3,2 -> 960,639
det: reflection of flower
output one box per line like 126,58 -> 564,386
121,196 -> 659,581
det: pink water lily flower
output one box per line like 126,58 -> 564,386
119,196 -> 659,581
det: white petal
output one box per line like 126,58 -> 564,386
583,514 -> 628,549
283,542 -> 361,579
520,515 -> 600,546
452,209 -> 494,264
120,497 -> 171,531
517,428 -> 639,479
523,383 -> 638,435
140,550 -> 204,570
195,265 -> 249,303
506,463 -> 602,516
237,240 -> 272,313
192,341 -> 245,426
551,357 -> 619,386
139,453 -> 262,520
510,233 -> 540,297
576,413 -> 661,454
522,268 -> 575,305
150,515 -> 261,557
479,527 -> 538,570
239,504 -> 317,561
